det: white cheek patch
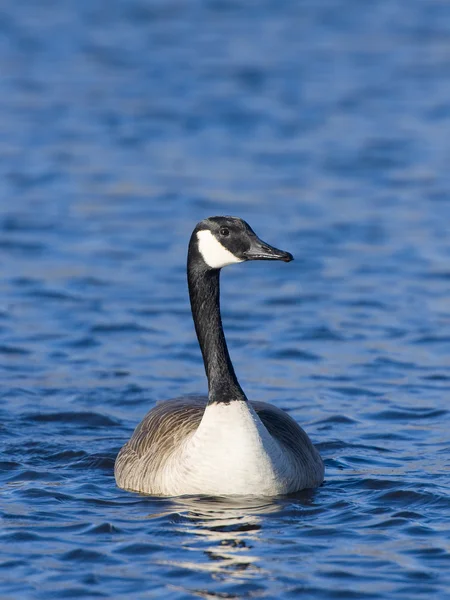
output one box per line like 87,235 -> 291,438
196,230 -> 243,269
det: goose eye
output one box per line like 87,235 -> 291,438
219,227 -> 230,237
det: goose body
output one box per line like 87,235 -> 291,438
115,217 -> 324,496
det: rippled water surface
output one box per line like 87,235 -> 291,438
1,1 -> 450,598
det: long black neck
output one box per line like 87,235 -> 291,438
187,242 -> 247,404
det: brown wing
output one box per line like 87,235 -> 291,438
252,400 -> 322,468
114,395 -> 207,492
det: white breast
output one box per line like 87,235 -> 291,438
156,401 -> 296,496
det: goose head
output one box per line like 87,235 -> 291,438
191,216 -> 294,270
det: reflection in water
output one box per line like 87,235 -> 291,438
152,493 -> 316,598
164,497 -> 278,578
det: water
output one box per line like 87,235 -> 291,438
1,0 -> 450,597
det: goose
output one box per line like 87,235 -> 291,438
114,216 -> 324,496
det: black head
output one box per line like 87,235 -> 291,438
191,216 -> 293,270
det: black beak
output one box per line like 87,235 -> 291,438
243,236 -> 294,262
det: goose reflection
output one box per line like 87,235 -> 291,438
151,492 -> 316,599
153,495 -> 282,588
179,496 -> 280,575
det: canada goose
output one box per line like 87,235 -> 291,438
115,216 -> 324,496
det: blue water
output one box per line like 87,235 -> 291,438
1,0 -> 450,598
